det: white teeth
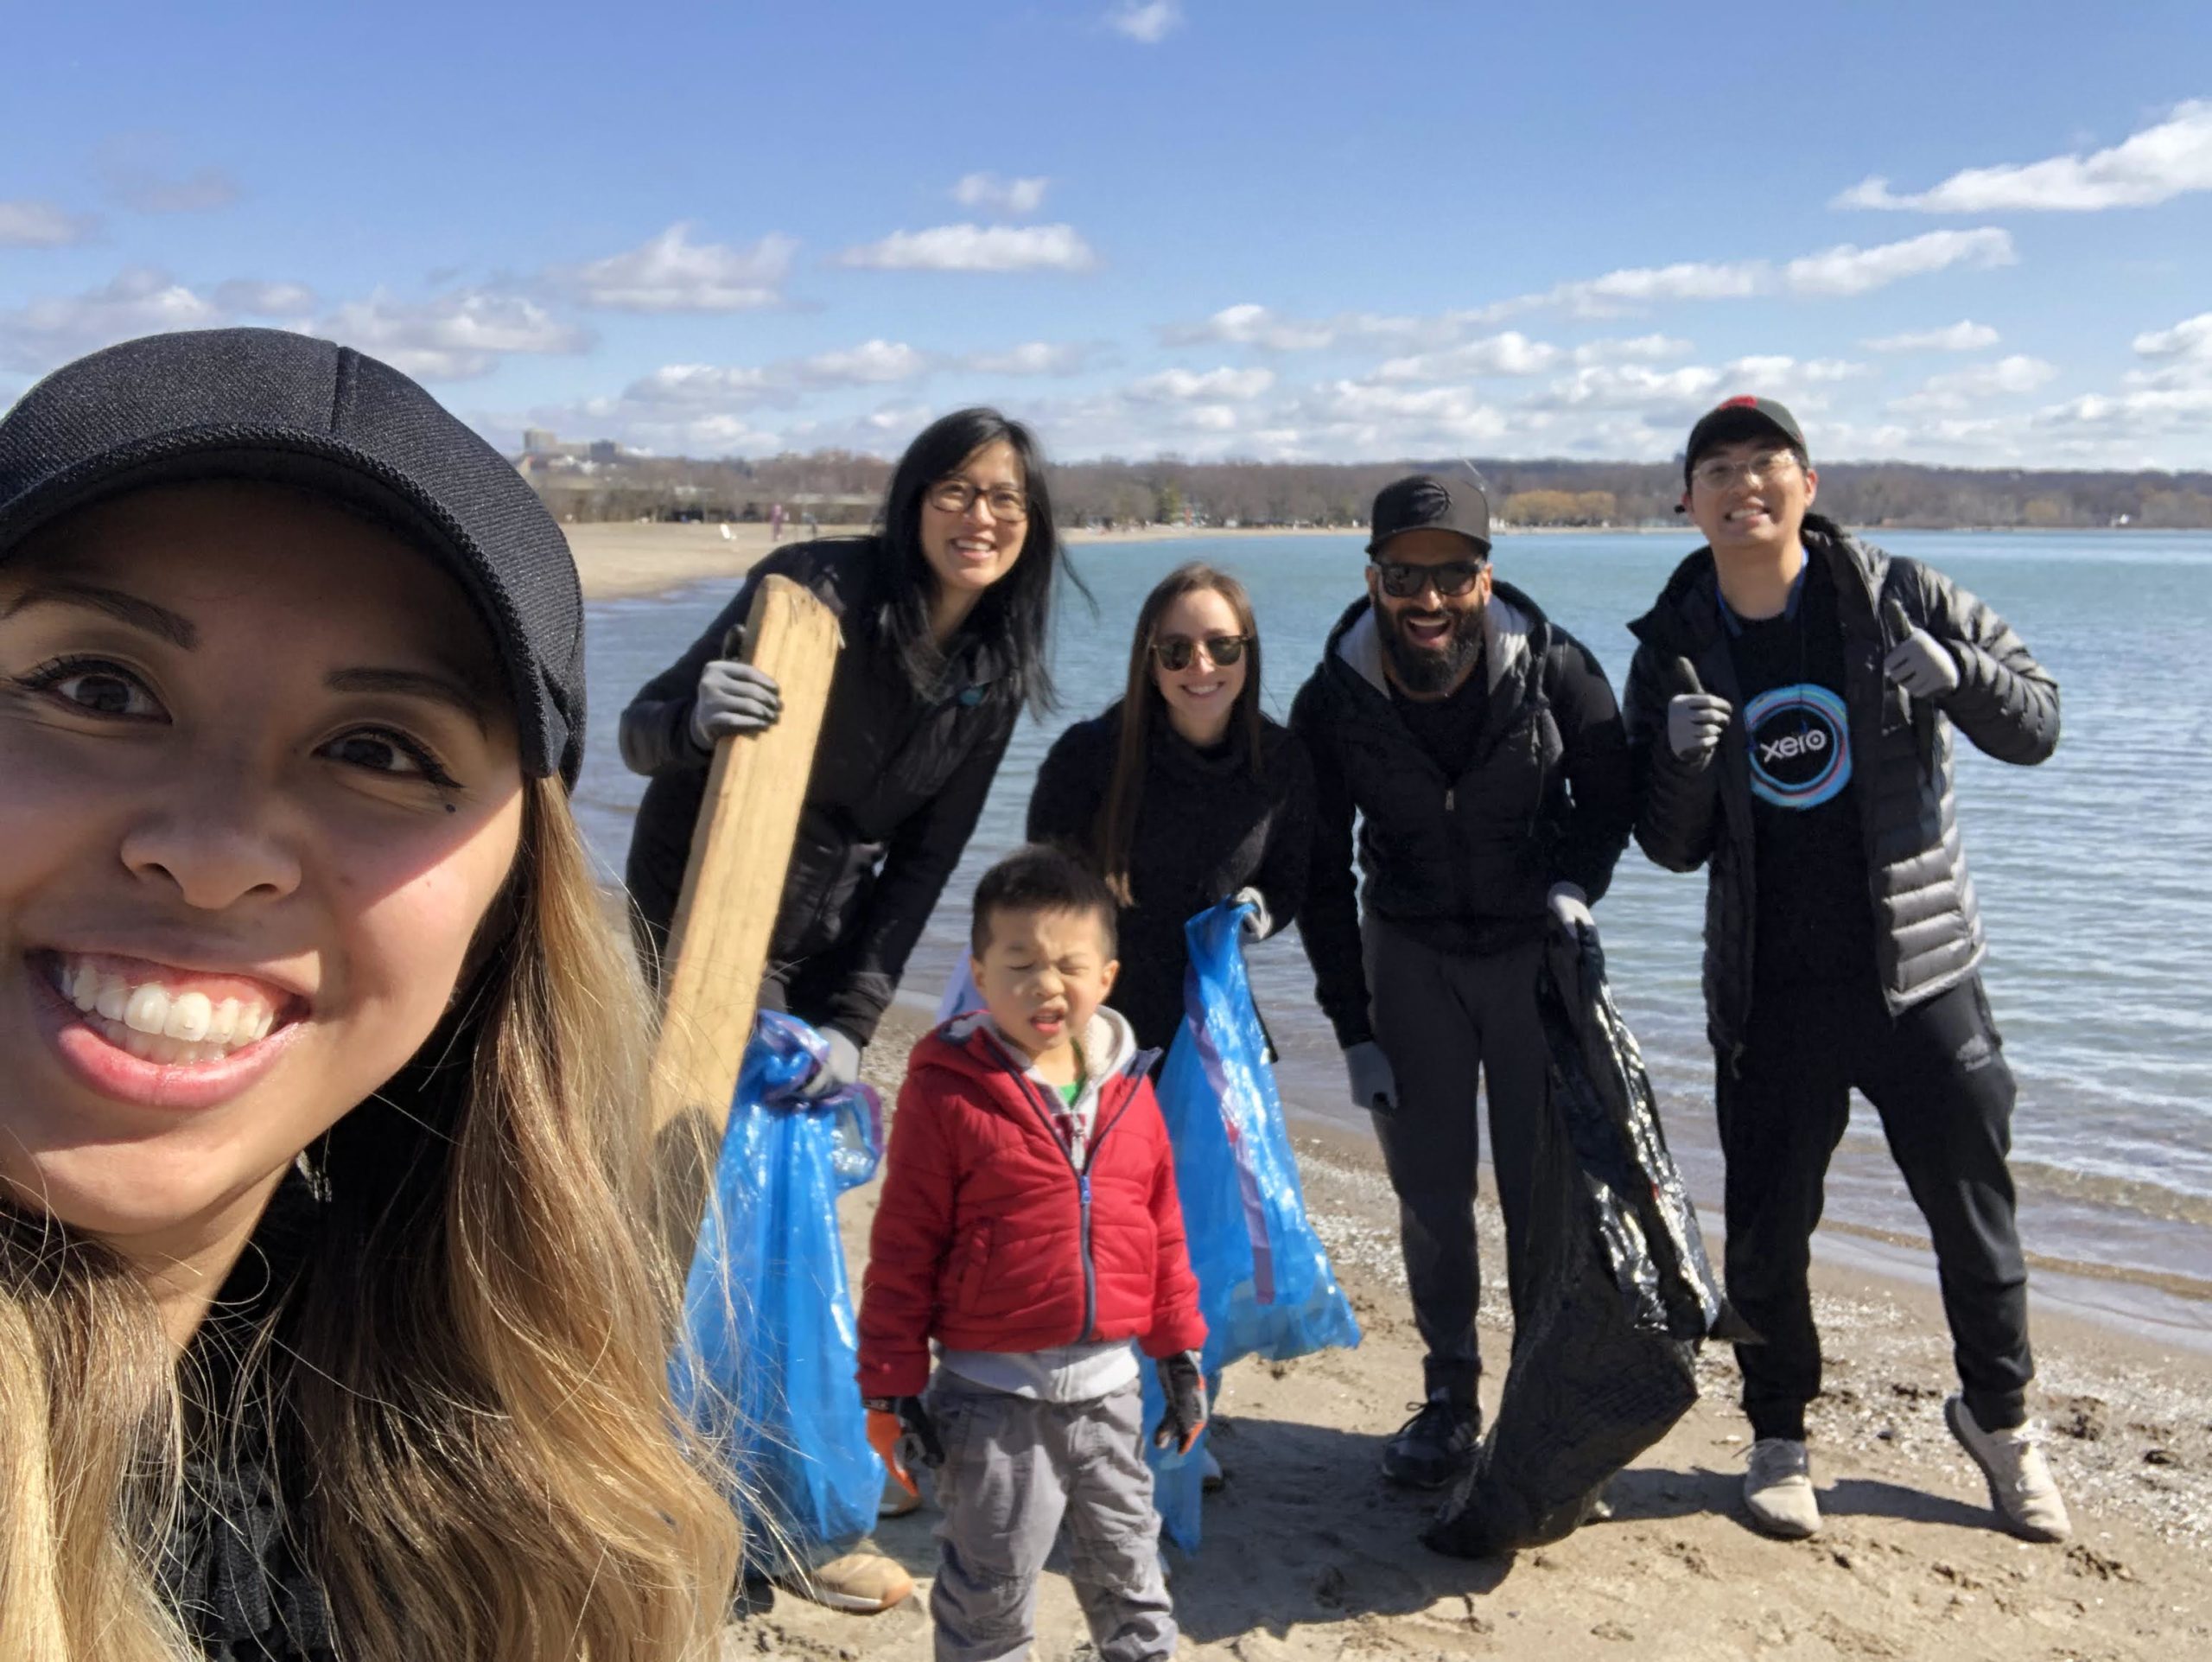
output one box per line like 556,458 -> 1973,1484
50,956 -> 280,1062
165,990 -> 213,1041
124,984 -> 170,1035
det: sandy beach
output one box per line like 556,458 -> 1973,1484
563,521 -> 1358,602
719,1005 -> 2212,1662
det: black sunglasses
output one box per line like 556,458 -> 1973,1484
1373,557 -> 1487,600
1150,633 -> 1250,672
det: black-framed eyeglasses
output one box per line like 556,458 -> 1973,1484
1373,557 -> 1485,600
1151,633 -> 1250,672
925,480 -> 1029,520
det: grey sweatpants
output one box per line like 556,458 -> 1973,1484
1363,918 -> 1560,1406
925,1372 -> 1174,1662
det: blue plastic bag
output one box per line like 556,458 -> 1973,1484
670,1012 -> 884,1571
1144,900 -> 1362,1549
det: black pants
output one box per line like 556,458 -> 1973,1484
1718,973 -> 2032,1441
1364,919 -> 1558,1407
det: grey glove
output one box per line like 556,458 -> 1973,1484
1666,692 -> 1732,767
1881,596 -> 1961,699
1231,885 -> 1271,939
1344,1040 -> 1399,1118
1152,1350 -> 1208,1454
689,658 -> 782,748
804,1026 -> 862,1098
1547,882 -> 1594,939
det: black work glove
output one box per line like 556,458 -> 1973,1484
1152,1351 -> 1207,1455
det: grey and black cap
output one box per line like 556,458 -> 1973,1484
1682,395 -> 1808,487
0,328 -> 586,784
1368,473 -> 1491,557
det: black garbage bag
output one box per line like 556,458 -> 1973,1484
1423,922 -> 1749,1559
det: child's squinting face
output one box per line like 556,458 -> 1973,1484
971,906 -> 1117,1061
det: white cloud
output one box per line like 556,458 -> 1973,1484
1373,332 -> 1558,382
559,224 -> 797,312
0,200 -> 96,247
1534,363 -> 1725,412
834,223 -> 1098,273
314,290 -> 591,380
212,280 -> 315,316
1836,100 -> 2212,212
1126,366 -> 1275,402
1783,227 -> 2016,296
792,339 -> 933,385
1890,353 -> 2058,413
113,166 -> 239,214
951,173 -> 1050,216
1106,0 -> 1183,43
1864,320 -> 2001,353
1541,258 -> 1764,317
1571,334 -> 1694,365
2133,312 -> 2212,362
960,340 -> 1101,376
622,364 -> 779,406
0,268 -> 221,371
1294,381 -> 1512,448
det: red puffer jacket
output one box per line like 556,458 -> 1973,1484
857,1009 -> 1205,1399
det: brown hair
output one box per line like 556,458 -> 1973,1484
0,778 -> 741,1662
1096,563 -> 1266,905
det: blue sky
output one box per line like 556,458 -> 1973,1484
4,2 -> 2209,468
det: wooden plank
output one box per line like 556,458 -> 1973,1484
648,573 -> 842,1198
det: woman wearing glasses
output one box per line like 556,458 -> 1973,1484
1026,562 -> 1313,1060
617,408 -> 1070,1610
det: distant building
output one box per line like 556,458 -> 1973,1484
588,439 -> 626,462
522,427 -> 561,455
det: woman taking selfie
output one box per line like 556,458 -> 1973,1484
618,407 -> 1071,1610
1027,562 -> 1313,1058
0,329 -> 739,1662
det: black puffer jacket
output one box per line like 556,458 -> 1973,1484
1025,703 -> 1314,1054
1624,514 -> 2059,1061
1292,580 -> 1635,1049
620,538 -> 1016,1045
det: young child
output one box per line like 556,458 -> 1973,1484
858,844 -> 1206,1662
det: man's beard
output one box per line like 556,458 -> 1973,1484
1379,602 -> 1484,695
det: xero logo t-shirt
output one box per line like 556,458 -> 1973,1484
1721,553 -> 1874,982
1744,683 -> 1852,810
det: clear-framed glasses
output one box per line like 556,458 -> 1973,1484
1151,633 -> 1250,672
1691,449 -> 1800,493
925,479 -> 1029,520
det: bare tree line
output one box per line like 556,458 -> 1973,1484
530,450 -> 2212,532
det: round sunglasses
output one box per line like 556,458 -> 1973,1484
1372,557 -> 1487,600
1150,633 -> 1251,672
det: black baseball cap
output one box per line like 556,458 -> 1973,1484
1368,473 -> 1491,557
1681,395 -> 1808,487
0,328 -> 585,784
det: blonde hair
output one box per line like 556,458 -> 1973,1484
0,777 -> 741,1660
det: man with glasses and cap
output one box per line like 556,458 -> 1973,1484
1624,396 -> 2069,1544
1292,474 -> 1634,1489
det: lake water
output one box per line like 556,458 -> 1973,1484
574,530 -> 2212,1328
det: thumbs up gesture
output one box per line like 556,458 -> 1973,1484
1880,596 -> 1960,700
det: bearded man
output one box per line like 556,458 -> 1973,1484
1292,473 -> 1634,1488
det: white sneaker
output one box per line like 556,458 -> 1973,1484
1945,1395 -> 2072,1543
1744,1438 -> 1821,1538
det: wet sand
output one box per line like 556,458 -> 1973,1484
723,1006 -> 2212,1660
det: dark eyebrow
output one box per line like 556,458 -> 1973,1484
325,667 -> 493,735
0,581 -> 199,648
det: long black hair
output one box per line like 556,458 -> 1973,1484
874,406 -> 1080,716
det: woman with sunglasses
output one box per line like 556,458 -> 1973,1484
1026,562 -> 1312,1060
619,407 -> 1071,1612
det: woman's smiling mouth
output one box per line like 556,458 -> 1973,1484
27,948 -> 306,1108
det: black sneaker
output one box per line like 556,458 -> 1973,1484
1382,1394 -> 1479,1489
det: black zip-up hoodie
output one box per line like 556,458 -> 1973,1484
619,537 -> 1017,1045
1624,513 -> 2060,1061
1291,578 -> 1635,1049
